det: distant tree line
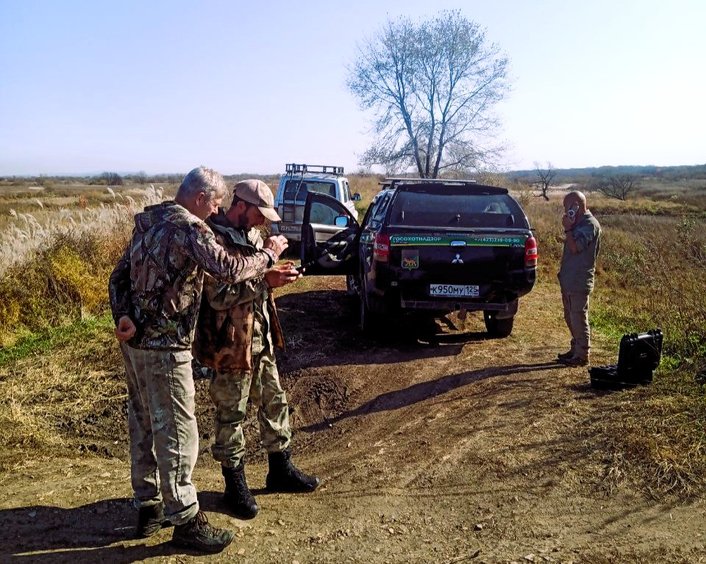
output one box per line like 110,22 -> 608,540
509,163 -> 706,201
510,163 -> 706,185
89,172 -> 186,186
0,172 -> 186,186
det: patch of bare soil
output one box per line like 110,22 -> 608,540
1,281 -> 705,563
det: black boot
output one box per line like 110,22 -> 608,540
171,510 -> 234,553
266,449 -> 320,493
222,462 -> 259,519
136,502 -> 168,538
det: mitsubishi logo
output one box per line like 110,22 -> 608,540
452,253 -> 463,264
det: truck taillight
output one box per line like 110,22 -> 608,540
525,236 -> 538,268
373,233 -> 390,262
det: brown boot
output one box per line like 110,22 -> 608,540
559,355 -> 588,367
557,349 -> 574,361
171,511 -> 234,553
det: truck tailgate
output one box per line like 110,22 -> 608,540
383,231 -> 533,302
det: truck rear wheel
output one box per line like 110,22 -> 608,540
346,274 -> 358,296
484,311 -> 514,338
358,281 -> 384,337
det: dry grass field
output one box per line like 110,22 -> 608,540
0,173 -> 704,468
0,173 -> 704,561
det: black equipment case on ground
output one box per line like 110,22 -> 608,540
589,329 -> 663,389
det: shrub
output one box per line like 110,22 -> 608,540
0,231 -> 119,339
597,215 -> 705,363
0,186 -> 163,343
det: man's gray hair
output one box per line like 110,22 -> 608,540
176,166 -> 227,201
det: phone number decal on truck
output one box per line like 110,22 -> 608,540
390,234 -> 525,247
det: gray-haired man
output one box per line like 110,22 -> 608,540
109,167 -> 288,553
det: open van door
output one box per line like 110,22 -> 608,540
300,192 -> 360,276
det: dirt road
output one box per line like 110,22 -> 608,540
1,281 -> 704,563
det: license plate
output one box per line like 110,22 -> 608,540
429,284 -> 479,297
278,224 -> 300,233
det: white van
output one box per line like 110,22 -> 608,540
271,163 -> 360,244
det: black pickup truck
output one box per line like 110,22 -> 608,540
299,179 -> 537,337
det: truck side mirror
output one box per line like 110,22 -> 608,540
352,193 -> 362,201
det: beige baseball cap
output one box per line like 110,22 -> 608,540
233,179 -> 281,222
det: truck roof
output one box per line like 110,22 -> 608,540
381,178 -> 508,195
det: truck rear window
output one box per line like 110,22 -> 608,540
388,192 -> 528,229
283,180 -> 336,203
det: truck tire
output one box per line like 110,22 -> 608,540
346,274 -> 357,296
359,279 -> 384,336
484,311 -> 514,338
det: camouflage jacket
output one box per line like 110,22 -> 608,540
193,210 -> 285,374
108,201 -> 276,350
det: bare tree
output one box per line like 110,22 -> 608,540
100,172 -> 123,186
134,171 -> 148,185
348,10 -> 509,178
533,161 -> 556,201
595,174 -> 639,200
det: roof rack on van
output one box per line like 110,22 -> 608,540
285,163 -> 345,176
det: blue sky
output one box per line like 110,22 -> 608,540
1,0 -> 704,176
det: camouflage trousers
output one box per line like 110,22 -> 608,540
120,343 -> 199,525
209,347 -> 291,468
561,290 -> 591,359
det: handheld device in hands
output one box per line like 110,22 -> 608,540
567,203 -> 580,222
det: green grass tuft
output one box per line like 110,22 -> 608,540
0,314 -> 114,367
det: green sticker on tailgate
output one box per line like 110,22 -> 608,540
390,234 -> 524,247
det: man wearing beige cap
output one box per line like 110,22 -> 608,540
194,179 -> 320,520
232,178 -> 282,222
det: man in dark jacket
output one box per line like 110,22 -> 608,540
194,179 -> 319,521
109,167 -> 288,553
557,190 -> 601,366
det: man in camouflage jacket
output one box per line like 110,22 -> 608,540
108,167 -> 288,553
193,179 -> 320,520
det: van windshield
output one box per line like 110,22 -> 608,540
283,180 -> 336,203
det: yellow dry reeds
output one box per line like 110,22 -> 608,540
0,185 -> 163,277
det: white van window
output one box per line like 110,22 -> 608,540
283,180 -> 336,203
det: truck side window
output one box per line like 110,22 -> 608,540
368,193 -> 391,228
